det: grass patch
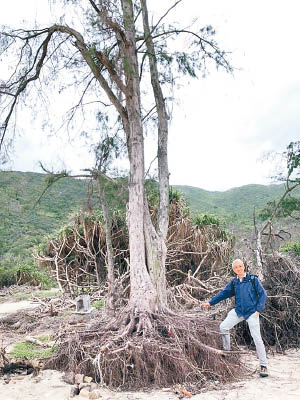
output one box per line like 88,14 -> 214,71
13,289 -> 60,302
10,340 -> 58,360
92,299 -> 104,310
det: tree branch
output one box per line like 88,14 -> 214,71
137,0 -> 183,51
1,29 -> 55,150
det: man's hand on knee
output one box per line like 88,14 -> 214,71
202,302 -> 211,309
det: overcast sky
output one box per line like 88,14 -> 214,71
1,0 -> 300,191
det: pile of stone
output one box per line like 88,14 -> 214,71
64,372 -> 102,399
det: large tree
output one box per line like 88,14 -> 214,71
0,0 -> 230,315
0,2 -> 238,385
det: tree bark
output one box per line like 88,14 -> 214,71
141,0 -> 170,239
121,0 -> 157,312
97,176 -> 116,316
141,0 -> 169,309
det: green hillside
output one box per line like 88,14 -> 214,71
173,184 -> 297,222
0,171 -> 90,263
0,171 -> 297,284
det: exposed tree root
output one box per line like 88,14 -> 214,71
47,310 -> 245,389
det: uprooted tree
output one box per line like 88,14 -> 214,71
0,0 -> 241,386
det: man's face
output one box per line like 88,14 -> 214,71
232,261 -> 245,277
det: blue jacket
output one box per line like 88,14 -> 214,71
209,273 -> 267,320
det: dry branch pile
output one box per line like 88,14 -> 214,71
259,254 -> 300,350
36,212 -> 129,295
166,198 -> 233,284
36,198 -> 233,302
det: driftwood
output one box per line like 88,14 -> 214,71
25,336 -> 55,348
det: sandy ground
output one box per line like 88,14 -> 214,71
1,350 -> 299,400
0,350 -> 300,400
0,300 -> 39,314
1,298 -> 299,400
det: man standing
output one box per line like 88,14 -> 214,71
203,259 -> 268,377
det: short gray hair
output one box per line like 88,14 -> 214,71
232,259 -> 244,268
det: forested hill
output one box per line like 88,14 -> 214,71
0,171 -> 90,262
174,184 -> 292,220
0,171 -> 293,272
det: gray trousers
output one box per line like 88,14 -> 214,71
220,308 -> 267,366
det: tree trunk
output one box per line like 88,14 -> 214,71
141,0 -> 170,239
143,195 -> 168,310
97,176 -> 116,316
141,0 -> 169,309
121,0 -> 157,312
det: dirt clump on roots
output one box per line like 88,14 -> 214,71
47,309 -> 245,389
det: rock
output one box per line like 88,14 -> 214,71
84,376 -> 93,383
89,389 -> 102,399
63,371 -> 75,384
79,388 -> 91,397
90,383 -> 98,391
79,382 -> 91,390
12,321 -> 21,329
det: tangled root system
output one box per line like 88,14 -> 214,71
47,310 -> 244,389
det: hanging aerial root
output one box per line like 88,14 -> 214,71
46,310 -> 245,389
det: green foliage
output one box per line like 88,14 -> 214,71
259,142 -> 300,223
258,201 -> 276,221
259,195 -> 300,221
0,264 -> 15,287
16,263 -> 55,288
192,213 -> 233,242
280,241 -> 300,257
10,340 -> 58,360
92,299 -> 104,309
193,213 -> 221,229
286,141 -> 300,179
169,186 -> 182,203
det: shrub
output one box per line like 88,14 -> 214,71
92,299 -> 104,310
14,263 -> 55,288
193,213 -> 221,229
0,266 -> 15,287
280,241 -> 300,257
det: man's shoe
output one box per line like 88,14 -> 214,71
259,366 -> 268,377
